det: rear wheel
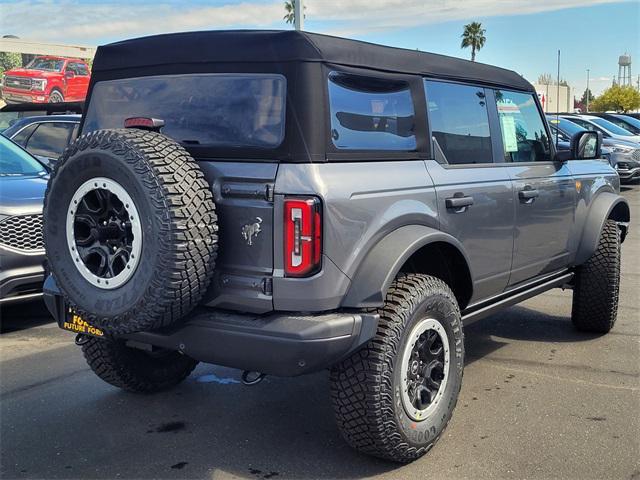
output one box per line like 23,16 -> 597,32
82,337 -> 197,393
571,219 -> 621,333
330,274 -> 464,463
44,129 -> 218,334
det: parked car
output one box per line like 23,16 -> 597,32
548,116 -> 640,182
42,30 -> 629,463
0,136 -> 48,304
1,56 -> 90,104
561,114 -> 640,143
0,101 -> 83,133
590,113 -> 640,135
2,115 -> 81,166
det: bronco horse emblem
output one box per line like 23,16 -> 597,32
241,217 -> 263,246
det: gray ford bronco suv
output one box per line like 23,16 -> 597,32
43,30 -> 630,463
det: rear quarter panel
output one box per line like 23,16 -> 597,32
273,160 -> 439,310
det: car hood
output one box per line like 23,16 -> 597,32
603,138 -> 639,149
3,68 -> 61,79
0,174 -> 48,217
609,133 -> 640,144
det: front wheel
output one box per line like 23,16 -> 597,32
571,219 -> 621,333
330,274 -> 464,463
48,90 -> 64,103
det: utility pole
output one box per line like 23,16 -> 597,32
556,50 -> 561,117
586,68 -> 590,113
294,0 -> 304,31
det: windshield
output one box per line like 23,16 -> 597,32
0,137 -> 47,176
591,117 -> 635,136
83,74 -> 286,149
614,114 -> 640,130
25,57 -> 65,72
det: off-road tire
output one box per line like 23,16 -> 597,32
82,336 -> 198,393
44,129 -> 218,334
571,219 -> 621,333
330,274 -> 464,463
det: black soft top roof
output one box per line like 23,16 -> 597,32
93,30 -> 533,92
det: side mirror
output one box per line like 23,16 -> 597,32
570,131 -> 602,160
65,70 -> 75,79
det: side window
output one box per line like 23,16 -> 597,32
549,124 -> 569,143
10,123 -> 38,147
65,63 -> 77,74
565,117 -> 596,131
495,90 -> 551,162
328,72 -> 416,150
76,63 -> 89,76
424,80 -> 492,164
26,123 -> 75,158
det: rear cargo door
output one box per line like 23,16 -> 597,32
198,161 -> 277,314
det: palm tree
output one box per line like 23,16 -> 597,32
283,1 -> 305,25
460,22 -> 486,62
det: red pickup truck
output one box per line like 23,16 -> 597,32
1,56 -> 91,104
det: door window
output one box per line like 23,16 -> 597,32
328,72 -> 416,150
494,90 -> 551,162
424,80 -> 492,164
75,63 -> 89,76
26,122 -> 76,158
11,123 -> 38,147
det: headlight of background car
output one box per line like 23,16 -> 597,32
32,78 -> 47,91
612,145 -> 635,153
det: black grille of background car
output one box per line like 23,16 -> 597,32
3,76 -> 32,90
0,215 -> 44,251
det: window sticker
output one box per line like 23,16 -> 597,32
497,98 -> 520,114
500,115 -> 518,152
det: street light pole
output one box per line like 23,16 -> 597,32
294,0 -> 304,31
586,68 -> 590,113
585,68 -> 590,113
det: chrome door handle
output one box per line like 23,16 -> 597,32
518,188 -> 539,203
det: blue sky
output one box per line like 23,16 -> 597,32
1,0 -> 638,96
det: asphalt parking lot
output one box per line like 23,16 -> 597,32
1,184 -> 639,480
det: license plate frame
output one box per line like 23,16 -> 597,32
61,310 -> 105,338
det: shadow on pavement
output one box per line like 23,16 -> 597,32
463,304 -> 602,365
1,303 -> 605,479
0,299 -> 53,333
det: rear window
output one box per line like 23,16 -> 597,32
83,74 -> 286,148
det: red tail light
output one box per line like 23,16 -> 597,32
284,197 -> 322,277
124,117 -> 165,131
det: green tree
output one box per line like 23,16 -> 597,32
283,1 -> 305,25
460,22 -> 486,62
580,88 -> 595,105
591,84 -> 640,113
0,52 -> 22,77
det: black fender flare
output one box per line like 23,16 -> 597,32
341,225 -> 473,308
573,192 -> 630,266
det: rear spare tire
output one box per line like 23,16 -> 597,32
44,129 -> 218,334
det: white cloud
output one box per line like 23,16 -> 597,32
0,0 -> 631,44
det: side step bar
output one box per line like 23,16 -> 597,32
462,271 -> 574,325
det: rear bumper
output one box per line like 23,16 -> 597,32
43,276 -> 379,377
